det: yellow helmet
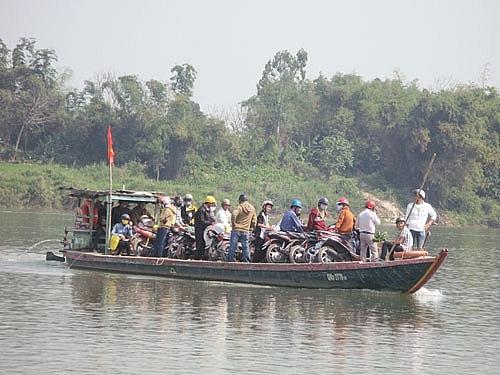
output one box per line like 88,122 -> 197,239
205,195 -> 216,204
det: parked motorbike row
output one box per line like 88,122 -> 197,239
129,216 -> 360,263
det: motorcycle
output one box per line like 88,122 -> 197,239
131,215 -> 156,256
264,231 -> 307,263
204,224 -> 230,261
167,225 -> 196,259
288,230 -> 329,263
204,224 -> 247,261
317,231 -> 360,263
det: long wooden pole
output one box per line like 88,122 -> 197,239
386,153 -> 436,260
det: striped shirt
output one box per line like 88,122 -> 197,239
400,226 -> 413,251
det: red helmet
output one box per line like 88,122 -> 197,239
337,197 -> 349,206
365,199 -> 376,210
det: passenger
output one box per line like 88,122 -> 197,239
111,213 -> 133,255
111,200 -> 132,226
216,199 -> 232,233
279,200 -> 305,232
306,197 -> 330,231
380,217 -> 413,260
252,200 -> 274,263
406,189 -> 437,249
355,200 -> 381,262
130,201 -> 153,226
181,194 -> 198,226
193,195 -> 217,260
173,195 -> 186,226
331,197 -> 356,241
226,194 -> 257,262
152,196 -> 176,257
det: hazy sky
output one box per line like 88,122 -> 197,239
1,0 -> 499,112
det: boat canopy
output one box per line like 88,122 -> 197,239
60,187 -> 164,253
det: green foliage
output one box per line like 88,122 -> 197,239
373,232 -> 388,243
1,40 -> 500,224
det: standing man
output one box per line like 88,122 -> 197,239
406,189 -> 437,249
227,194 -> 256,262
253,200 -> 274,263
216,199 -> 232,233
153,197 -> 176,257
355,199 -> 381,262
193,195 -> 217,260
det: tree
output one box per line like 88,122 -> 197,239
170,64 -> 197,97
243,49 -> 309,147
2,38 -> 63,161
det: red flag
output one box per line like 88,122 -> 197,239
107,126 -> 115,165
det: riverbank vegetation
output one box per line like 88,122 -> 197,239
1,38 -> 500,226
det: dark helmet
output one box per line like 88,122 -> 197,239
174,195 -> 183,206
291,199 -> 302,208
396,217 -> 406,224
121,213 -> 131,220
318,197 -> 329,205
239,194 -> 248,202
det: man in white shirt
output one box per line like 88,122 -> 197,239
216,199 -> 232,233
354,199 -> 381,262
406,189 -> 437,249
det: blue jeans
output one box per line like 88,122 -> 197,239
227,230 -> 250,262
153,227 -> 169,257
410,229 -> 425,249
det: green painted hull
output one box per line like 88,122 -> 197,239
62,249 -> 448,293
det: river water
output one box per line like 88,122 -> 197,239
0,211 -> 498,375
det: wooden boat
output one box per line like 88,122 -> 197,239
52,187 -> 448,294
61,249 -> 447,293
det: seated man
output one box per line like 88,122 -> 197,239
279,200 -> 304,232
380,217 -> 413,260
111,213 -> 133,255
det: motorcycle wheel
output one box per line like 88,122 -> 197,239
167,241 -> 180,258
137,242 -> 152,257
319,245 -> 351,263
266,244 -> 288,263
289,245 -> 305,263
319,246 -> 339,263
219,242 -> 230,262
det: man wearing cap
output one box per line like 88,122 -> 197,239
406,189 -> 437,249
380,217 -> 413,260
226,194 -> 256,262
216,199 -> 232,233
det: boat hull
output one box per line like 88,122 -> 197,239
63,249 -> 448,293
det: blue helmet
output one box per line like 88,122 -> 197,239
291,199 -> 302,208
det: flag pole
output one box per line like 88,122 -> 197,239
106,126 -> 115,254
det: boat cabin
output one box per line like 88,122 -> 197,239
61,187 -> 164,254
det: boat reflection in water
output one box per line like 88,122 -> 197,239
70,269 -> 440,367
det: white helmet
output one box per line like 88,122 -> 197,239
161,196 -> 171,206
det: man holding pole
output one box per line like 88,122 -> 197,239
406,189 -> 437,249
